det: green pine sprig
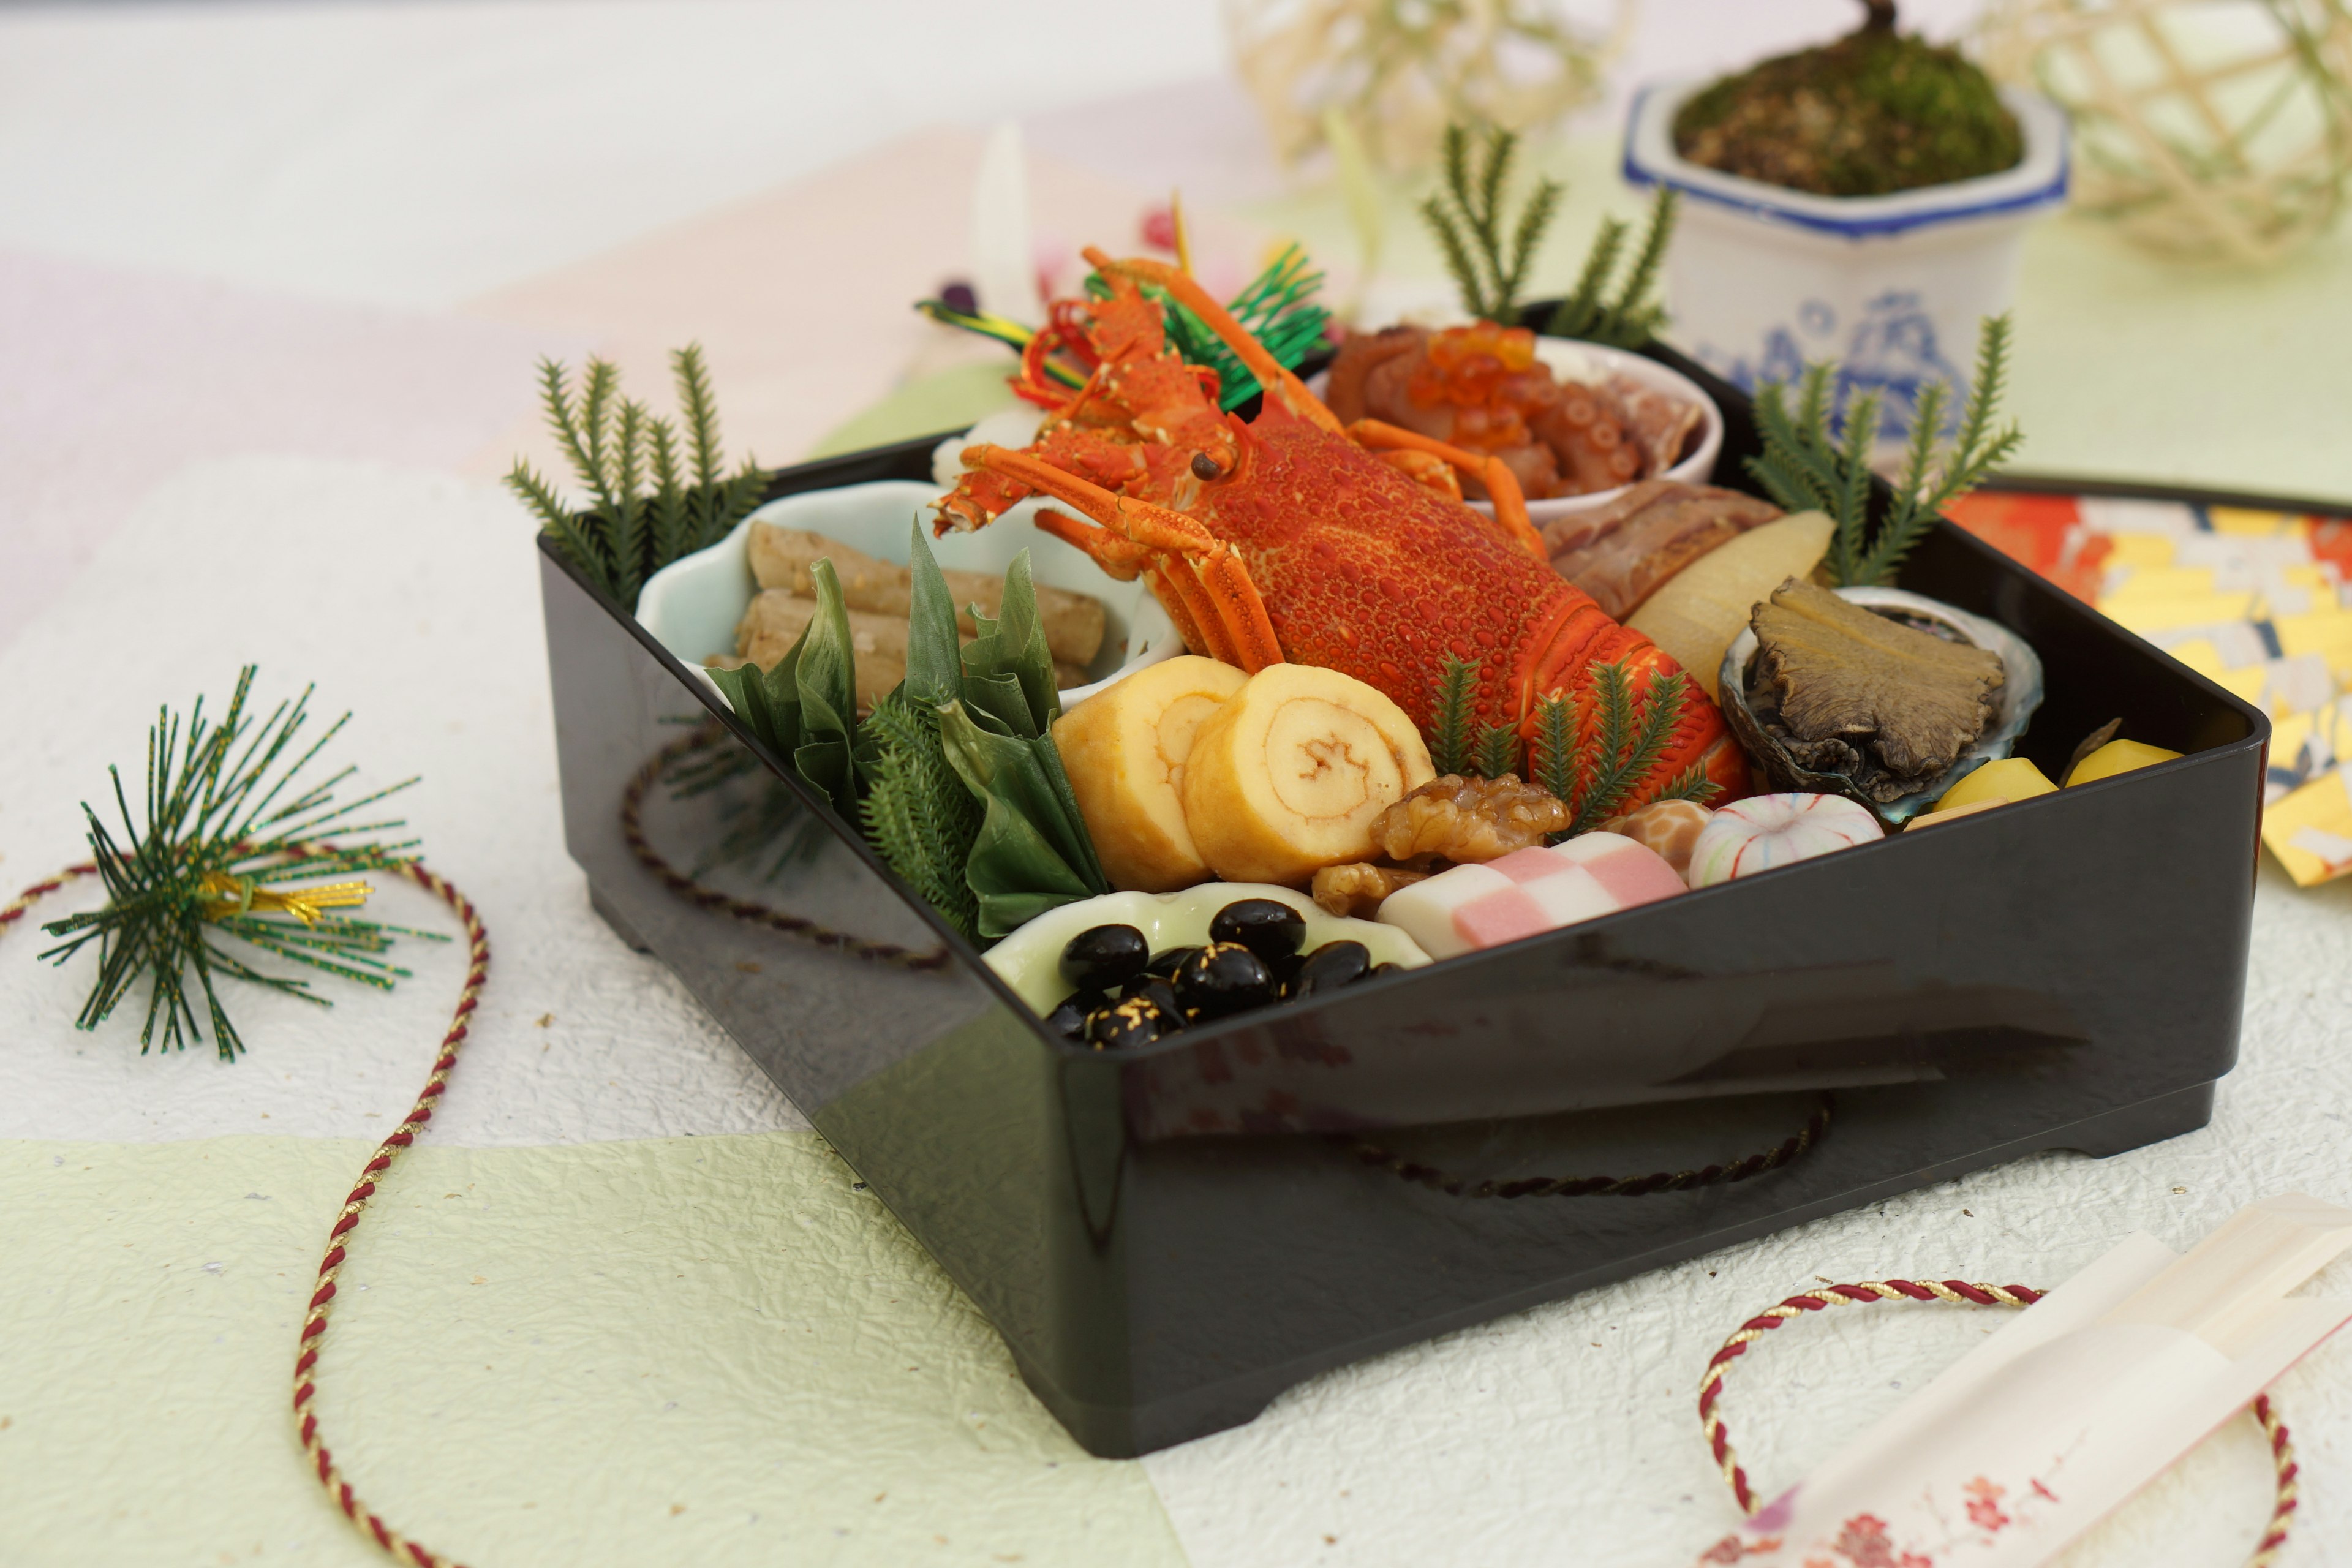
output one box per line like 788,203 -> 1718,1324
1527,662 -> 1710,834
1747,314 -> 2022,587
507,343 -> 769,611
1425,654 -> 1479,776
1474,722 -> 1520,781
1531,693 -> 1577,805
1155,244 -> 1333,409
1422,124 -> 1561,324
1544,187 -> 1679,349
37,668 -> 441,1062
858,693 -> 982,941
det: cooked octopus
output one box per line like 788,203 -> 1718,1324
1324,322 -> 1703,501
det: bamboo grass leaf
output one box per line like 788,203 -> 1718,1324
902,522 -> 964,709
790,559 -> 861,816
936,699 -> 1108,938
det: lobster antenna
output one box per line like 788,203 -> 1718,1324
1170,190 -> 1193,276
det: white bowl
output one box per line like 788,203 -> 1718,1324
1623,80 -> 2068,448
1307,335 -> 1722,526
634,480 -> 1184,710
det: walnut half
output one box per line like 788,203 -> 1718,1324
1372,774 -> 1568,864
1312,864 -> 1431,918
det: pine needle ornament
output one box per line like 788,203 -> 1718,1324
1420,119 -> 1679,346
505,343 -> 768,612
39,667 -> 439,1061
1749,314 -> 2023,587
1532,662 -> 1722,835
1424,654 -> 1479,776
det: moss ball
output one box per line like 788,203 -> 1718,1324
1673,26 -> 2023,198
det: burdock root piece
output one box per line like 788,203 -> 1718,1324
1372,773 -> 1569,864
1312,864 -> 1431,918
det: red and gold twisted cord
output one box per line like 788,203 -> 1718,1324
7,857 -> 483,1568
1698,1277 -> 2297,1564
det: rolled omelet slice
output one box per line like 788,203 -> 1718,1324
1052,656 -> 1249,892
1182,665 -> 1435,888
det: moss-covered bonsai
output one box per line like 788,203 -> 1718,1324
1671,0 -> 2023,198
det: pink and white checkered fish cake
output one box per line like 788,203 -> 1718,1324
1375,831 -> 1686,960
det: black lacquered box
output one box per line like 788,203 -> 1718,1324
538,349 -> 2268,1458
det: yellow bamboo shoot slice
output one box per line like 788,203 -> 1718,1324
1626,510 -> 1836,698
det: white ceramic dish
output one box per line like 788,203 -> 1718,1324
1624,80 -> 2068,453
634,480 -> 1185,710
1308,335 -> 1722,526
982,883 -> 1431,1017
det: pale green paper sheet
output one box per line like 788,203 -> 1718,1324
0,1133 -> 1188,1568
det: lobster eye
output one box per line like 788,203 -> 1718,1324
1191,452 -> 1226,482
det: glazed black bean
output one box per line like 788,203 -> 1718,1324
1045,987 -> 1107,1042
1146,945 -> 1203,981
1286,940 -> 1372,999
1174,941 -> 1275,1019
1120,974 -> 1183,1020
1208,899 -> 1307,962
1368,962 -> 1404,979
1060,924 -> 1150,992
1086,995 -> 1172,1050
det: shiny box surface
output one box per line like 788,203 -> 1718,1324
538,353 -> 2266,1457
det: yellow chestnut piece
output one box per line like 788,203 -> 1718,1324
2067,738 -> 2182,786
1182,664 -> 1435,888
1934,756 -> 2056,814
1052,655 -> 1248,892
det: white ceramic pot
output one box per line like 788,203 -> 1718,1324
633,480 -> 1184,710
1623,80 -> 2068,442
1308,335 -> 1723,525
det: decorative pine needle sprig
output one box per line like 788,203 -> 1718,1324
923,245 -> 1333,413
38,668 -> 440,1061
1532,693 -> 1577,805
1423,123 -> 1561,325
858,692 -> 982,941
1530,662 -> 1719,834
1425,654 -> 1479,777
1544,187 -> 1679,350
1421,120 -> 1678,348
507,343 -> 769,612
1474,722 -> 1520,781
1748,314 -> 2023,587
1155,243 -> 1332,410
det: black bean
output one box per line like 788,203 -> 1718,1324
1120,974 -> 1183,1021
1087,995 -> 1172,1051
1174,941 -> 1275,1020
1208,899 -> 1308,962
1044,987 -> 1107,1042
1060,924 -> 1150,992
1287,940 -> 1372,999
1146,945 -> 1203,981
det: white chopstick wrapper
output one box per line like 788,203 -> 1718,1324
1703,1193 -> 2352,1567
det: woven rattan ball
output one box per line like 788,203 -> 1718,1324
1980,0 -> 2352,263
1224,0 -> 1634,172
